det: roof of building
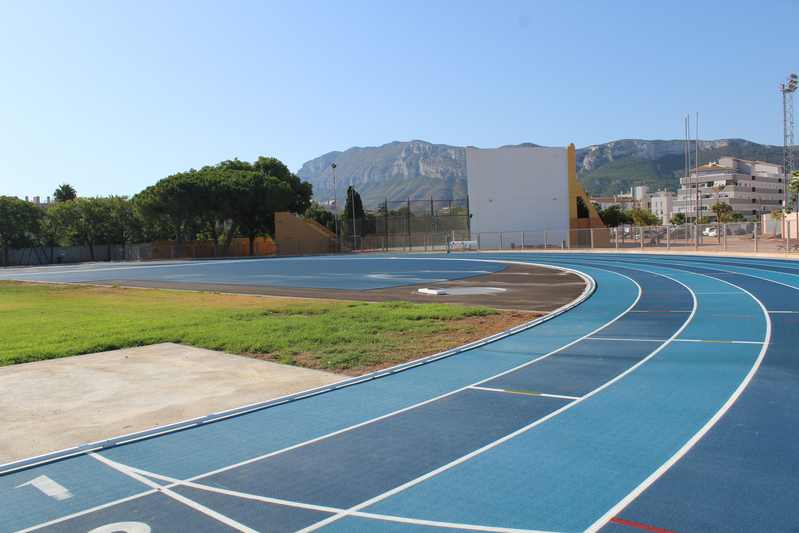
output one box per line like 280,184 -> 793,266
693,162 -> 734,172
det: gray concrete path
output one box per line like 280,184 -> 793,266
0,343 -> 342,463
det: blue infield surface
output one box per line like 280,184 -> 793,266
1,253 -> 797,533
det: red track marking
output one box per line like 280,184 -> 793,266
609,516 -> 677,533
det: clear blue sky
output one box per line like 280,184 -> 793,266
1,0 -> 796,198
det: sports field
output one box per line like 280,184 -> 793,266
1,253 -> 797,532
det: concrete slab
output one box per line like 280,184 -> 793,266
0,343 -> 342,463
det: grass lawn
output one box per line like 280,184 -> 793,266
0,282 -> 533,374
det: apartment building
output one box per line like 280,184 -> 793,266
674,157 -> 784,220
649,190 -> 676,223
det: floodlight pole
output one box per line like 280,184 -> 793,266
780,73 -> 797,211
331,163 -> 339,250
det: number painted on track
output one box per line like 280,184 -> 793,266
15,475 -> 73,501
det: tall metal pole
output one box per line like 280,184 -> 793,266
780,73 -> 797,211
331,163 -> 339,250
695,112 -> 700,224
684,114 -> 690,222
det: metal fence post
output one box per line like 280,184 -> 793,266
641,226 -> 644,249
694,224 -> 699,250
787,221 -> 792,254
754,223 -> 758,253
590,228 -> 595,249
615,227 -> 619,250
499,232 -> 503,250
522,231 -> 526,249
666,225 -> 671,249
544,231 -> 548,249
722,224 -> 727,251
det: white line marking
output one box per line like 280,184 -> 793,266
15,476 -> 72,501
629,310 -> 691,313
469,386 -> 581,401
578,260 -> 773,532
589,337 -> 763,345
119,462 -> 555,533
88,454 -> 257,533
297,270 -> 698,532
0,260 -> 596,476
769,310 -> 798,314
538,393 -> 582,401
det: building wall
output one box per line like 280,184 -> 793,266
675,158 -> 785,219
466,146 -> 570,245
275,211 -> 337,255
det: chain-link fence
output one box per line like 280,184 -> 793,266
464,222 -> 798,254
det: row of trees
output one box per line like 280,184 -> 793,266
595,202 -> 750,228
0,156 -> 315,265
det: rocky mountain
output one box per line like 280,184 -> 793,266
297,138 -> 785,207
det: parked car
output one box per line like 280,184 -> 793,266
702,227 -> 718,238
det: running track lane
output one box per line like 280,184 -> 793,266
544,254 -> 799,533
357,257 -> 764,532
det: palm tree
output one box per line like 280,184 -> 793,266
53,183 -> 77,202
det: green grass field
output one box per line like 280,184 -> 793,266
0,282 -> 526,373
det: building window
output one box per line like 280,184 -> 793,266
752,199 -> 756,203
779,189 -> 783,194
752,210 -> 757,215
752,187 -> 756,192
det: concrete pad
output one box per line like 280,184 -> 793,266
0,343 -> 342,464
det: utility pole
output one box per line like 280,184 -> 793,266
780,73 -> 797,210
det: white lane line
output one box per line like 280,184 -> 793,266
469,386 -> 581,401
589,337 -> 763,345
119,464 -> 553,533
629,310 -> 691,313
88,454 -> 257,533
769,310 -> 798,314
297,270 -> 699,532
537,393 -> 582,400
583,262 -> 773,532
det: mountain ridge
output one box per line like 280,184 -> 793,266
297,138 -> 786,207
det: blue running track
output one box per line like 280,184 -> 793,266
0,253 -> 796,533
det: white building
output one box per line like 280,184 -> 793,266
674,157 -> 784,220
649,190 -> 675,224
466,144 -> 605,247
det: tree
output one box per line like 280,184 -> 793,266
670,213 -> 686,225
47,197 -> 114,261
597,205 -> 632,227
710,202 -> 734,222
789,171 -> 799,209
304,202 -> 336,232
629,208 -> 660,226
53,183 -> 77,202
230,171 -> 292,256
253,156 -> 313,214
0,196 -> 42,266
342,186 -> 365,220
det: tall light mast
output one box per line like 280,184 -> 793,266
780,73 -> 797,209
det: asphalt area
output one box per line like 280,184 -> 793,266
64,262 -> 584,313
